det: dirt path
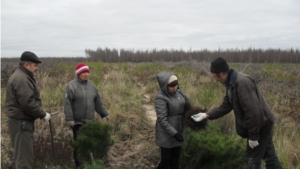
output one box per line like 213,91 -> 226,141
143,94 -> 157,125
105,83 -> 157,169
139,82 -> 156,125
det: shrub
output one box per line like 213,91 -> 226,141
184,106 -> 208,131
71,122 -> 114,163
181,123 -> 245,169
82,156 -> 105,169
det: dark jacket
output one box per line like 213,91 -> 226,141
155,72 -> 191,148
208,69 -> 275,140
64,77 -> 109,123
6,65 -> 46,121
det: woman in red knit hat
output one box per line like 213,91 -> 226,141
64,62 -> 109,169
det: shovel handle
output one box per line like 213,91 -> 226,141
50,112 -> 59,116
49,119 -> 56,165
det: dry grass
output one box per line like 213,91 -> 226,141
1,61 -> 299,169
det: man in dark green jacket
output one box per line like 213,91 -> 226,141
6,51 -> 51,169
192,57 -> 282,169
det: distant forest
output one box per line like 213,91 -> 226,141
84,47 -> 300,63
1,48 -> 300,65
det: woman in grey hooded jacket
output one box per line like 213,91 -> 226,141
155,72 -> 192,169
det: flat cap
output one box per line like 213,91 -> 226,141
20,51 -> 42,63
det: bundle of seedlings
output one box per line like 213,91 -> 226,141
184,106 -> 208,131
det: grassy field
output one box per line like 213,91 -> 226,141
1,61 -> 299,169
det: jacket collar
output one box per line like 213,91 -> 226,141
19,65 -> 34,79
225,69 -> 236,88
76,76 -> 88,84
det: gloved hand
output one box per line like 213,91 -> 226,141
248,140 -> 259,149
174,133 -> 184,142
104,115 -> 109,121
67,121 -> 75,127
191,112 -> 207,122
43,112 -> 51,122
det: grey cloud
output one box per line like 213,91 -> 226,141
1,0 -> 299,57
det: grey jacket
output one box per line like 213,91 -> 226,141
208,69 -> 275,140
155,72 -> 190,148
64,77 -> 109,123
6,65 -> 46,121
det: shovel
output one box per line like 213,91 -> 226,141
49,112 -> 59,165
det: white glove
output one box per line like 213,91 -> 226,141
67,121 -> 75,127
248,140 -> 259,149
104,115 -> 109,121
191,112 -> 207,122
43,112 -> 51,122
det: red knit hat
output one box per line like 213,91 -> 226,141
75,63 -> 90,76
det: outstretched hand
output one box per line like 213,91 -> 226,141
191,112 -> 207,122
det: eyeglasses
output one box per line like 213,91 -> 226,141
167,84 -> 178,87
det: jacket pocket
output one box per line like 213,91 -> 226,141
21,120 -> 34,132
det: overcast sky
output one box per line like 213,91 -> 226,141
1,0 -> 300,57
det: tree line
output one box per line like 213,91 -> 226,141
85,47 -> 300,63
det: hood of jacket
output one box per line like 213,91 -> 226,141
157,72 -> 177,96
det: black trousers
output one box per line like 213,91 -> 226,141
72,124 -> 82,167
244,122 -> 283,169
156,146 -> 182,169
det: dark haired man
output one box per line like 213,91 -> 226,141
6,51 -> 51,169
192,57 -> 283,169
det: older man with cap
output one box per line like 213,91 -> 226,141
6,51 -> 51,169
191,57 -> 283,169
64,62 -> 109,169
